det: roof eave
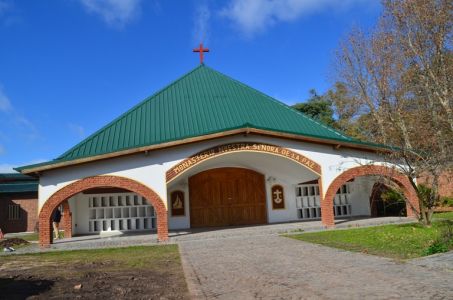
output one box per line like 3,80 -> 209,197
17,128 -> 390,175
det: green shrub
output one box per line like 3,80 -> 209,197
440,197 -> 453,207
381,189 -> 405,203
424,221 -> 453,256
440,222 -> 453,243
424,241 -> 449,255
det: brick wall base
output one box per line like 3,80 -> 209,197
322,165 -> 420,227
39,175 -> 168,248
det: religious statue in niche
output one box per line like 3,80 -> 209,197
272,185 -> 285,210
171,191 -> 185,216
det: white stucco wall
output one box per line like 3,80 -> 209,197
265,180 -> 299,223
167,183 -> 191,230
38,134 -> 389,230
348,176 -> 376,216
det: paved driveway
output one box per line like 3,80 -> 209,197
179,235 -> 453,299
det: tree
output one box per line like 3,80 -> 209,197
292,89 -> 336,127
293,84 -> 380,141
332,0 -> 453,225
326,82 -> 374,141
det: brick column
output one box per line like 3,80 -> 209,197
157,214 -> 169,241
39,214 -> 53,248
319,177 -> 335,227
61,201 -> 73,238
404,188 -> 419,219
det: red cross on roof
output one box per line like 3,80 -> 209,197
193,43 -> 210,64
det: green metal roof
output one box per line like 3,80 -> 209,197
0,182 -> 38,193
0,174 -> 38,193
17,64 -> 385,172
0,173 -> 36,181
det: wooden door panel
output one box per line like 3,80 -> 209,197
190,207 -> 227,227
189,167 -> 267,227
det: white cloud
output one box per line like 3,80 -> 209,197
220,0 -> 369,37
68,123 -> 85,138
17,116 -> 39,141
79,0 -> 142,27
0,0 -> 10,17
193,1 -> 211,44
0,86 -> 12,112
0,85 -> 39,141
0,0 -> 21,27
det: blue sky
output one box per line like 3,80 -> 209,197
0,0 -> 381,172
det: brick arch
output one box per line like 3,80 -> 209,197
39,175 -> 168,247
322,165 -> 419,227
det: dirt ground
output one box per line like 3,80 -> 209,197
0,238 -> 29,249
0,245 -> 189,299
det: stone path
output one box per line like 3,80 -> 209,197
179,235 -> 453,300
408,251 -> 453,272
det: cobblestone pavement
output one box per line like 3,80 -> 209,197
408,251 -> 453,272
179,235 -> 453,300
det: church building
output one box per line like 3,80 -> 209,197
16,60 -> 420,247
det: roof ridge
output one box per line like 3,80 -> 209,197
201,66 -> 355,142
58,65 -> 205,160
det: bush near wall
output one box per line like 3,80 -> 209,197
440,197 -> 453,207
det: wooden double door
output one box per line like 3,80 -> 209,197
189,167 -> 267,228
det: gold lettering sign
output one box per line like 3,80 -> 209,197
166,142 -> 321,182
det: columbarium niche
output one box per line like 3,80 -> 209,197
87,192 -> 156,234
333,183 -> 352,217
296,182 -> 352,220
296,183 -> 321,219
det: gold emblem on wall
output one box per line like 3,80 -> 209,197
272,185 -> 285,210
171,191 -> 185,216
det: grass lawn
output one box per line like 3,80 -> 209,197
434,211 -> 453,220
288,213 -> 453,260
5,231 -> 74,242
17,232 -> 39,241
0,245 -> 188,299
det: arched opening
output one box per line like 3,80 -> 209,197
322,165 -> 419,227
369,182 -> 407,217
166,148 -> 322,229
39,176 -> 168,247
